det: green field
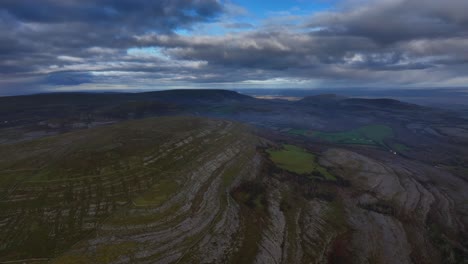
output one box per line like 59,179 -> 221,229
288,129 -> 312,137
267,144 -> 335,180
288,125 -> 394,147
392,143 -> 410,152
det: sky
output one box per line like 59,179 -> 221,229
1,0 -> 468,95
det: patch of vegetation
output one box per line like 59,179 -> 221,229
392,143 -> 410,153
288,124 -> 394,148
210,105 -> 238,114
94,242 -> 138,263
0,116 -> 254,262
313,125 -> 393,146
305,188 -> 336,202
325,200 -> 347,231
267,144 -> 336,181
279,192 -> 303,264
230,180 -> 268,264
288,129 -> 311,137
267,144 -> 315,174
53,241 -> 138,264
133,179 -> 179,207
428,224 -> 468,264
232,181 -> 267,211
328,231 -> 352,264
300,199 -> 349,263
107,203 -> 182,226
222,148 -> 255,188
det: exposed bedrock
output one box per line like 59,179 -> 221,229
2,117 -> 467,263
320,148 -> 468,264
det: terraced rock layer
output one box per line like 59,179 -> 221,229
0,117 -> 262,263
1,116 -> 467,263
320,148 -> 468,264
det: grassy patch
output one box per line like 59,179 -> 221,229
94,242 -> 138,263
288,124 -> 394,148
357,124 -> 393,144
267,144 -> 336,180
314,166 -> 336,181
230,181 -> 268,264
210,105 -> 237,114
267,145 -> 316,174
133,179 -> 179,207
232,181 -> 267,211
288,129 -> 312,137
313,125 -> 393,146
324,200 -> 347,231
280,192 -> 305,264
52,241 -> 138,264
107,203 -> 182,227
222,148 -> 255,188
392,143 -> 410,153
428,223 -> 468,264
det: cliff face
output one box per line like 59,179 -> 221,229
1,116 -> 467,263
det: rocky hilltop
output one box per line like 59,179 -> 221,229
1,115 -> 467,263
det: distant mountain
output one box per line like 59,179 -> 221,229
0,89 -> 254,106
0,89 -> 262,130
138,89 -> 255,104
296,94 -> 423,111
339,98 -> 423,110
295,94 -> 348,106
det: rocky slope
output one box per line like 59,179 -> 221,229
0,116 -> 466,263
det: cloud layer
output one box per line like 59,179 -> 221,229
1,0 -> 468,94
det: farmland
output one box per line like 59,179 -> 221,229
288,124 -> 394,148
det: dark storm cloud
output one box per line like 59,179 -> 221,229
45,72 -> 94,86
1,0 -> 222,27
308,0 -> 468,44
136,29 -> 433,83
141,0 -> 468,73
150,0 -> 468,85
1,0 -> 468,94
138,32 -> 378,68
0,0 -> 222,70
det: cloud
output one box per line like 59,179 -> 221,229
1,0 -> 223,26
0,0 -> 468,94
223,22 -> 254,29
0,0 -> 223,71
45,72 -> 94,86
308,0 -> 468,43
